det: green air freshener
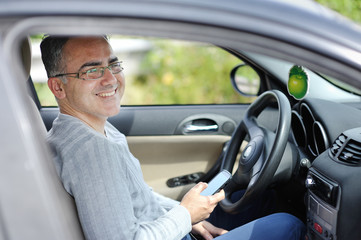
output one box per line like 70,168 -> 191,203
288,65 -> 309,100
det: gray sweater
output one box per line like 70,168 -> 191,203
47,113 -> 192,240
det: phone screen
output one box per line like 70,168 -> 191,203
200,170 -> 231,196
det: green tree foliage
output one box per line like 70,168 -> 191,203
316,0 -> 361,23
129,40 -> 247,105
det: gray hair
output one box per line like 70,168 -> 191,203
40,35 -> 69,82
40,35 -> 109,83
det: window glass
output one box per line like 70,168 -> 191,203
31,36 -> 254,106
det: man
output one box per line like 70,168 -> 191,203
41,35 -> 305,240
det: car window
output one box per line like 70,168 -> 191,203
31,35 -> 255,106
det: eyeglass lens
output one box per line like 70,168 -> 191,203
84,62 -> 123,80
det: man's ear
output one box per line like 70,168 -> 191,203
48,77 -> 66,99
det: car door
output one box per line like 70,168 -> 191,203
32,36 -> 262,201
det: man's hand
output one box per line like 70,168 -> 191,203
192,221 -> 228,240
180,182 -> 225,224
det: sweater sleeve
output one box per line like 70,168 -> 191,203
152,191 -> 180,211
59,134 -> 191,240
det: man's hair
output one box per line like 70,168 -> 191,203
40,35 -> 109,79
40,35 -> 70,79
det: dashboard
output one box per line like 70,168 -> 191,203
291,98 -> 361,161
290,98 -> 361,240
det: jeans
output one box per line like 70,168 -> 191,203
183,213 -> 305,240
218,212 -> 305,240
182,190 -> 306,240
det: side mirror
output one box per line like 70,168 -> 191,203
231,64 -> 260,96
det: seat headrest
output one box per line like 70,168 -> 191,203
21,37 -> 32,79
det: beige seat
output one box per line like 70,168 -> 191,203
21,37 -> 47,134
21,37 -> 85,239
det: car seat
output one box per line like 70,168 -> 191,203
21,37 -> 85,239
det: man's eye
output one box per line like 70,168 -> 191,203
110,62 -> 120,68
86,68 -> 99,74
110,62 -> 123,72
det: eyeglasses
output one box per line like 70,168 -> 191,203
52,61 -> 123,80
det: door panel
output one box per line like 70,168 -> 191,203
127,135 -> 230,200
41,105 -> 246,135
108,105 -> 246,136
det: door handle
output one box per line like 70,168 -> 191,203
175,114 -> 235,135
184,123 -> 218,133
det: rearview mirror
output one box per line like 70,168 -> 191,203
231,64 -> 260,96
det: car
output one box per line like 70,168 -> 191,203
1,0 -> 361,239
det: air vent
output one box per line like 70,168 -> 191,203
330,134 -> 346,157
329,128 -> 361,165
338,139 -> 361,164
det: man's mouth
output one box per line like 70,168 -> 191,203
96,88 -> 117,98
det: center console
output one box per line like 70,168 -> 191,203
306,170 -> 339,240
305,127 -> 361,240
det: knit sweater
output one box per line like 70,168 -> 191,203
47,113 -> 192,240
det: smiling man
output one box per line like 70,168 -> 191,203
41,35 -> 305,240
46,36 -> 124,135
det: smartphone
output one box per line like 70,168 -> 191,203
200,170 -> 232,196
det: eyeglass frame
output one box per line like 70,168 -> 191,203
51,61 -> 124,80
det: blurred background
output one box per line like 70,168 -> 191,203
316,0 -> 361,23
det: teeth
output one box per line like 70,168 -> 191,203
98,90 -> 115,97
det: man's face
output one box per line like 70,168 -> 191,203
59,37 -> 125,122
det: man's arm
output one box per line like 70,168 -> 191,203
152,191 -> 180,211
57,133 -> 192,240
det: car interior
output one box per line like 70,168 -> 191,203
10,14 -> 361,240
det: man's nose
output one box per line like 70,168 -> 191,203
100,67 -> 117,85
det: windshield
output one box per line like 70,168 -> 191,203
320,74 -> 361,96
244,52 -> 361,102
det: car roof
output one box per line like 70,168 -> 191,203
0,0 -> 356,30
1,0 -> 360,54
1,0 -> 361,90
1,0 -> 360,51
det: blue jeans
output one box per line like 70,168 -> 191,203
217,212 -> 305,240
182,190 -> 306,240
183,213 -> 305,240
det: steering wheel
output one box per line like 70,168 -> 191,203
220,90 -> 291,214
